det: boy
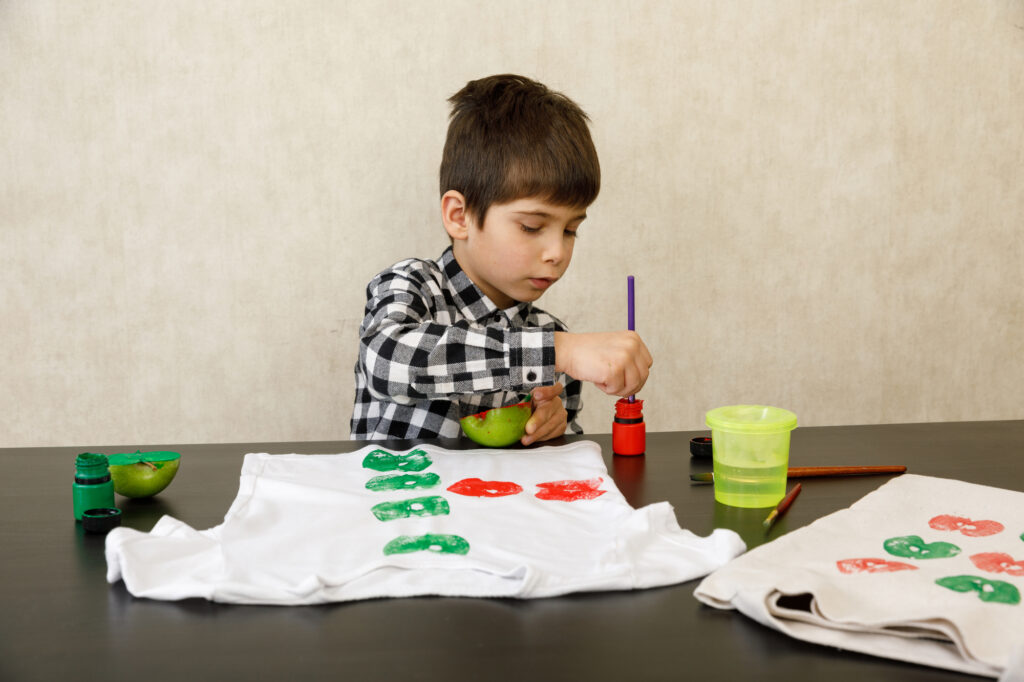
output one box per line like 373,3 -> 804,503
350,74 -> 652,444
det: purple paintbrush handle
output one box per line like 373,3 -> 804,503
627,275 -> 635,403
627,275 -> 635,332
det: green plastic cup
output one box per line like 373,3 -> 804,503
705,405 -> 798,508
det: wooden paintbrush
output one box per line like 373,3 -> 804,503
690,465 -> 907,484
763,483 -> 802,530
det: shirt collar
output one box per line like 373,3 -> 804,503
439,247 -> 534,323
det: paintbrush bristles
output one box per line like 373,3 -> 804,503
763,483 -> 802,531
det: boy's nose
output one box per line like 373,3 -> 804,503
541,235 -> 567,264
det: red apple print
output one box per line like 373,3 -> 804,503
836,558 -> 918,574
928,515 -> 1004,537
535,477 -> 606,502
446,478 -> 523,498
970,552 -> 1024,577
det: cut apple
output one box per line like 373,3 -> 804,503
108,450 -> 181,498
459,402 -> 532,447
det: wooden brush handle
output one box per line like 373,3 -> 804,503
787,465 -> 906,478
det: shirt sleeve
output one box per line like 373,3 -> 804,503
560,373 -> 584,434
357,270 -> 557,403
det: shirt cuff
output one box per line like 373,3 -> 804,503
508,328 -> 555,389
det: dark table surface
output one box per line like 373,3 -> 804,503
3,420 -> 1022,681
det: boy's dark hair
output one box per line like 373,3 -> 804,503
440,74 -> 600,225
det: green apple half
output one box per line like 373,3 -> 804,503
460,402 -> 532,447
108,450 -> 181,498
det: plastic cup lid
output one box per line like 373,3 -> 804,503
705,405 -> 798,433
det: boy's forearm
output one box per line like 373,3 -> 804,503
553,331 -> 570,375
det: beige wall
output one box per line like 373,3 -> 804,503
2,1 -> 1022,448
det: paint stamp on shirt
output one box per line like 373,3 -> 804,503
535,477 -> 607,502
935,575 -> 1020,605
928,515 -> 1004,537
836,558 -> 918,574
371,496 -> 450,521
383,533 -> 470,556
969,552 -> 1024,577
362,448 -> 433,472
447,478 -> 524,497
366,472 -> 441,492
883,535 -> 961,560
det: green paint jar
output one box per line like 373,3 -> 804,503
73,452 -> 116,521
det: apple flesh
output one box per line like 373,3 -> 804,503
460,402 -> 532,447
108,451 -> 181,498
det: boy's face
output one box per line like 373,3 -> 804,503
448,195 -> 587,309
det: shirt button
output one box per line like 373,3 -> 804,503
526,371 -> 537,382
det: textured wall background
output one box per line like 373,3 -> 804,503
2,1 -> 1022,448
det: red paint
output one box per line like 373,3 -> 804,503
535,477 -> 606,502
612,398 -> 645,456
928,514 -> 1005,537
836,558 -> 918,574
446,478 -> 523,498
970,552 -> 1024,577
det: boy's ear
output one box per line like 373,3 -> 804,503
441,190 -> 471,241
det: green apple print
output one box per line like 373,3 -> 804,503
883,535 -> 961,560
365,472 -> 440,492
383,534 -> 470,556
362,448 -> 432,472
371,496 -> 450,521
936,575 -> 1021,605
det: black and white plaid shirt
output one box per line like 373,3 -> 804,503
350,247 -> 583,441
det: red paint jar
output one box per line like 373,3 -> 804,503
612,398 -> 645,456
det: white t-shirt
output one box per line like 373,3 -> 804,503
106,440 -> 744,605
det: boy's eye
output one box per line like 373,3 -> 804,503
565,230 -> 579,239
520,224 -> 542,233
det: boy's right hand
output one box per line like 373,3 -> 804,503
553,331 -> 653,397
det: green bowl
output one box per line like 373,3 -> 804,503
460,402 -> 532,447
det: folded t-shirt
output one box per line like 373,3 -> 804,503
106,440 -> 745,605
695,474 -> 1024,679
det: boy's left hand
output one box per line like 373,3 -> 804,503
521,382 -> 567,446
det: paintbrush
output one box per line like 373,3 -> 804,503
690,465 -> 907,484
627,275 -> 635,404
763,483 -> 802,530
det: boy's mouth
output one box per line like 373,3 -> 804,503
528,277 -> 556,290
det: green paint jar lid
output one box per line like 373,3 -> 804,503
82,507 -> 122,534
705,405 -> 798,434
